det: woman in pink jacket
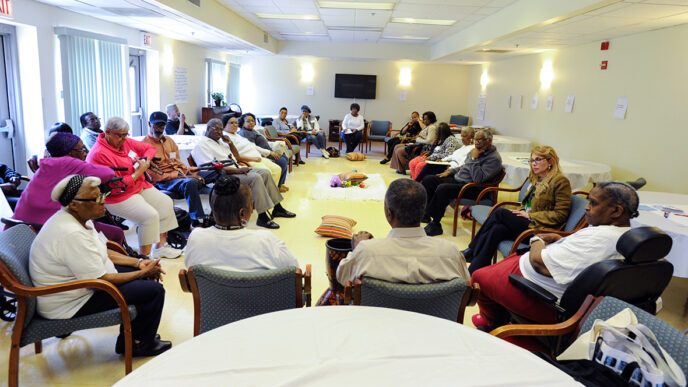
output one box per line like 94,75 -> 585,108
87,117 -> 180,259
11,132 -> 125,244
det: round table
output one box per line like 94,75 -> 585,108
492,135 -> 532,153
132,134 -> 204,166
500,151 -> 612,189
114,307 -> 578,386
632,191 -> 688,278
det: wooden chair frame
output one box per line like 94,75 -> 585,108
338,121 -> 369,154
470,178 -> 529,238
490,295 -> 599,357
27,155 -> 39,173
179,264 -> 312,337
366,121 -> 392,154
291,117 -> 323,159
0,257 -> 133,387
451,169 -> 507,237
263,127 -> 296,172
343,278 -> 480,324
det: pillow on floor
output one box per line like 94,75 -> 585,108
315,215 -> 357,238
345,152 -> 366,161
345,172 -> 368,185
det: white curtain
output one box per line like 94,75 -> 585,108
58,29 -> 127,135
205,59 -> 227,104
228,63 -> 241,105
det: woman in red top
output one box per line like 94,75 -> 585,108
86,117 -> 181,259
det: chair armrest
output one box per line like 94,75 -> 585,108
281,133 -> 299,145
1,217 -> 42,230
509,227 -> 583,255
106,241 -> 128,256
491,295 -> 595,339
179,269 -> 191,293
20,176 -> 30,182
456,181 -> 496,203
486,201 -> 521,219
238,161 -> 249,167
343,281 -> 353,305
508,274 -> 563,312
385,129 -> 401,137
468,283 -> 480,306
304,264 -> 312,307
475,186 -> 521,204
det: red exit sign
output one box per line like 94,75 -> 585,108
0,0 -> 12,18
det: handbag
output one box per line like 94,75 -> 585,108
559,308 -> 686,387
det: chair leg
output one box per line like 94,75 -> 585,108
34,341 -> 42,354
452,206 -> 460,237
471,220 -> 477,239
9,343 -> 19,387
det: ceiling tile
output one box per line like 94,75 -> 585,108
641,0 -> 688,5
354,9 -> 392,27
292,20 -> 328,33
328,30 -> 355,41
473,6 -> 501,15
354,31 -> 381,42
392,3 -> 478,19
599,3 -> 688,18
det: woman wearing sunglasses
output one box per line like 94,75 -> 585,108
465,145 -> 572,274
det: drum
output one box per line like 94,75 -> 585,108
316,238 -> 352,306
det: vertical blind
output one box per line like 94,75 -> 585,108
228,63 -> 241,105
57,29 -> 127,136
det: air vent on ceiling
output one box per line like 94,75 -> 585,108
188,0 -> 201,7
476,49 -> 512,53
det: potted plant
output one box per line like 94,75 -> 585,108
211,92 -> 224,107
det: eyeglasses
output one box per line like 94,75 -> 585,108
110,131 -> 129,139
531,157 -> 549,164
73,192 -> 111,204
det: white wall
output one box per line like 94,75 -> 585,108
239,56 -> 471,131
467,23 -> 688,193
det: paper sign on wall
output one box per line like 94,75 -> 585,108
174,66 -> 188,104
546,95 -> 553,111
476,93 -> 487,121
614,97 -> 629,119
531,93 -> 538,109
306,86 -> 314,96
565,95 -> 575,113
507,96 -> 511,108
518,95 -> 523,109
399,90 -> 407,101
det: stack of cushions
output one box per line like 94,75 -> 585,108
345,152 -> 366,161
315,215 -> 357,238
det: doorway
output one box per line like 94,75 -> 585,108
0,24 -> 24,174
129,48 -> 147,137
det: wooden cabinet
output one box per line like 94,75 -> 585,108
201,107 -> 232,123
328,120 -> 341,140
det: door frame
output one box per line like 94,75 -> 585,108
128,47 -> 147,137
0,23 -> 26,174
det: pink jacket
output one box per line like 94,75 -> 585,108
12,157 -> 115,224
86,133 -> 156,204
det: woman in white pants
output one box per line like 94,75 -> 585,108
86,117 -> 181,259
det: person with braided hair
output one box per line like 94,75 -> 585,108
184,175 -> 298,270
470,181 -> 639,330
29,175 -> 172,357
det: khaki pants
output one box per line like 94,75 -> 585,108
106,187 -> 178,247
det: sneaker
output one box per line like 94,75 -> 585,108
154,244 -> 182,259
472,314 -> 493,332
320,148 -> 330,159
424,221 -> 443,236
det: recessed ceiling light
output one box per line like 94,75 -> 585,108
256,13 -> 320,20
318,1 -> 395,10
382,35 -> 430,40
390,17 -> 455,26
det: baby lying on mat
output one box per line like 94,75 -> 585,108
330,170 -> 368,188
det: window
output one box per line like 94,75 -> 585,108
56,28 -> 127,135
205,59 -> 227,105
228,63 -> 241,105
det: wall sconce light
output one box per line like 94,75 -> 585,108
301,63 -> 314,82
399,67 -> 412,87
540,60 -> 554,90
480,68 -> 490,90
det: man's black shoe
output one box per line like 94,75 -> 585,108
424,222 -> 443,236
379,158 -> 390,164
395,170 -> 406,175
421,214 -> 431,223
257,218 -> 280,229
299,160 -> 306,165
116,334 -> 164,355
272,208 -> 296,218
461,248 -> 473,262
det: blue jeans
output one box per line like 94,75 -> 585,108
268,154 -> 289,186
308,132 -> 326,149
155,178 -> 205,220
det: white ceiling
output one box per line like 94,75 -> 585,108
217,0 -> 517,44
33,0 -> 688,62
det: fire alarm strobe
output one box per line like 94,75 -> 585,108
601,60 -> 608,70
601,41 -> 610,50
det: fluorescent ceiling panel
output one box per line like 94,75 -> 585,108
390,17 -> 455,25
255,13 -> 320,20
318,1 -> 395,10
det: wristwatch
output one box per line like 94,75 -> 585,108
529,235 -> 545,246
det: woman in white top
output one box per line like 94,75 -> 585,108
185,174 -> 299,271
341,103 -> 365,154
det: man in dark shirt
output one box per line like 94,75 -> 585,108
422,129 -> 503,236
164,104 -> 195,135
0,163 -> 22,210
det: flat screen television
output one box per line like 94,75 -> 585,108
334,74 -> 377,99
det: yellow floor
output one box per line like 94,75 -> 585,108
1,143 -> 686,385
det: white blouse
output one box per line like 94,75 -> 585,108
342,113 -> 365,135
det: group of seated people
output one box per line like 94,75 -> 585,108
5,104 -> 646,365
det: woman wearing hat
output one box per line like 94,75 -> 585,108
296,105 -> 329,158
29,174 -> 171,357
11,132 -> 125,244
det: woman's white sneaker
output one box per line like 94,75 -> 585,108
154,244 -> 182,259
320,148 -> 330,159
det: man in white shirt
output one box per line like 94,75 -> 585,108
336,179 -> 470,285
190,119 -> 295,229
470,181 -> 639,329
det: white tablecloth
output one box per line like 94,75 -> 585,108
492,135 -> 532,153
501,152 -> 612,189
115,307 -> 578,386
632,191 -> 688,278
132,135 -> 204,166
